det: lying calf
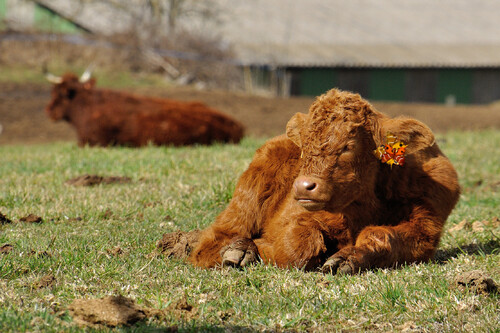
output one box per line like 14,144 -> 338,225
189,89 -> 460,274
45,72 -> 244,147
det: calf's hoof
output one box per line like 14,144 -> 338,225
321,255 -> 356,275
220,238 -> 258,268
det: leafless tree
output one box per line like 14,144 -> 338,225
71,0 -> 220,35
35,0 -> 239,88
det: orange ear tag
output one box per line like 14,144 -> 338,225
373,132 -> 407,168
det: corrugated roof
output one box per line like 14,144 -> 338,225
190,0 -> 500,67
233,44 -> 500,68
36,0 -> 500,68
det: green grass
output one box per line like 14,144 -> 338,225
0,65 -> 172,89
0,132 -> 499,332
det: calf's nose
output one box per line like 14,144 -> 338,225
293,175 -> 319,198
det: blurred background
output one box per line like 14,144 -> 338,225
1,0 -> 500,144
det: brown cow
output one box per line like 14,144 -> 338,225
189,88 -> 460,274
45,72 -> 244,147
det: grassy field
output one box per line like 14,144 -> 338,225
0,131 -> 499,332
0,65 -> 173,89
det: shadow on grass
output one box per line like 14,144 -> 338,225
121,324 -> 259,333
434,239 -> 500,264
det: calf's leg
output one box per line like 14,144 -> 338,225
189,135 -> 300,268
217,219 -> 333,270
189,206 -> 255,268
322,206 -> 443,274
205,206 -> 351,270
257,211 -> 350,270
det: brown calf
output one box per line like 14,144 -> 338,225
45,72 -> 244,147
190,88 -> 460,274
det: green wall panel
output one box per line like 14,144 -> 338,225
369,69 -> 405,101
34,5 -> 80,33
437,69 -> 472,104
0,0 -> 6,20
300,68 -> 337,96
293,67 -> 476,104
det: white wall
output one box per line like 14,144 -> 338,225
5,0 -> 34,30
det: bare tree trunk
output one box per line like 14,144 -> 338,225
168,0 -> 183,33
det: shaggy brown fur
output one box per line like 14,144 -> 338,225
45,73 -> 244,147
190,88 -> 460,274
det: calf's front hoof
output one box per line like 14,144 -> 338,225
220,238 -> 258,268
321,256 -> 355,275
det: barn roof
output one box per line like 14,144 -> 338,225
34,0 -> 500,68
198,0 -> 500,68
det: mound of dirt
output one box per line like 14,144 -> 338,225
35,274 -> 56,289
454,270 -> 498,295
448,217 -> 500,233
162,296 -> 197,322
68,295 -> 146,328
105,246 -> 125,257
68,295 -> 196,328
0,212 -> 12,225
19,214 -> 43,223
157,230 -> 201,259
27,250 -> 51,258
65,174 -> 132,186
0,244 -> 13,254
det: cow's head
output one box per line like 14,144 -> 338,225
45,71 -> 96,121
287,89 -> 435,212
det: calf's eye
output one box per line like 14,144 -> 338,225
343,144 -> 353,152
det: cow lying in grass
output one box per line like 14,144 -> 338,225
189,88 -> 460,274
45,72 -> 244,147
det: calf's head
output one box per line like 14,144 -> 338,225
287,89 -> 435,212
45,71 -> 96,121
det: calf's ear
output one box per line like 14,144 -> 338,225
286,112 -> 307,147
382,117 -> 436,154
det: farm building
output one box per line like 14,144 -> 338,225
209,0 -> 500,104
2,0 -> 500,104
